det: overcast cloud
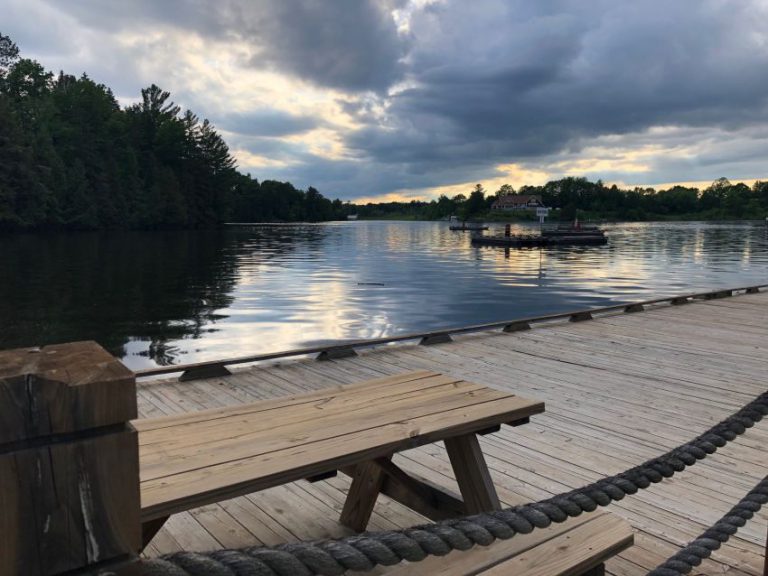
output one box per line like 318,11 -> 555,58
2,0 -> 767,199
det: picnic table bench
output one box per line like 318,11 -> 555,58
370,510 -> 633,576
136,369 -> 634,576
135,370 -> 545,544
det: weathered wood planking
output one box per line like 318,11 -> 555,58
0,342 -> 140,576
138,290 -> 768,575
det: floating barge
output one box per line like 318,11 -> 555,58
472,233 -> 607,247
450,224 -> 489,231
472,223 -> 607,247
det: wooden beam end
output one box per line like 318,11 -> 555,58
180,364 -> 233,381
317,347 -> 358,361
420,334 -> 453,346
503,322 -> 531,333
570,311 -> 593,322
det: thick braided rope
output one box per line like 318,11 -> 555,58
141,390 -> 768,576
647,475 -> 768,575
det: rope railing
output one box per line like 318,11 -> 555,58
138,388 -> 768,576
648,475 -> 768,575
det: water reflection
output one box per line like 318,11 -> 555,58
0,231 -> 238,365
1,221 -> 766,370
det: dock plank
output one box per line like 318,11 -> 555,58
137,291 -> 768,575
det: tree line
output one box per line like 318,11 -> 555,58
3,32 -> 766,230
0,32 -> 346,232
351,177 -> 768,221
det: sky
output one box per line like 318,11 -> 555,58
3,0 -> 768,202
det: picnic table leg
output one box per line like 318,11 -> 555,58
340,460 -> 388,532
142,516 -> 170,549
444,433 -> 501,514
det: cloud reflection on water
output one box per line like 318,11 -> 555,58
2,221 -> 767,370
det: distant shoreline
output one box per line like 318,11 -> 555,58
353,214 -> 768,224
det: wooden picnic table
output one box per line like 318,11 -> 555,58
135,370 -> 544,545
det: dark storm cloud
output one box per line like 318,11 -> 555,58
219,110 -> 319,138
31,0 -> 228,35
5,0 -> 768,198
345,0 -> 768,172
33,0 -> 407,93
240,0 -> 406,92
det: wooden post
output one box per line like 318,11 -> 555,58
0,341 -> 140,576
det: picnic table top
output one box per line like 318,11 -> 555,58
135,370 -> 544,521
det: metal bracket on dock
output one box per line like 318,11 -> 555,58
503,321 -> 531,332
317,347 -> 358,361
419,334 -> 453,346
569,311 -> 593,322
132,282 -> 768,382
702,289 -> 733,299
180,364 -> 233,381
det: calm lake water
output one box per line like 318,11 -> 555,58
2,220 -> 767,371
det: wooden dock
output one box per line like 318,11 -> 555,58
137,290 -> 768,575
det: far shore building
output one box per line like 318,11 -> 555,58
491,194 -> 546,211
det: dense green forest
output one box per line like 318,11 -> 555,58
0,33 -> 345,231
352,178 -> 768,222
